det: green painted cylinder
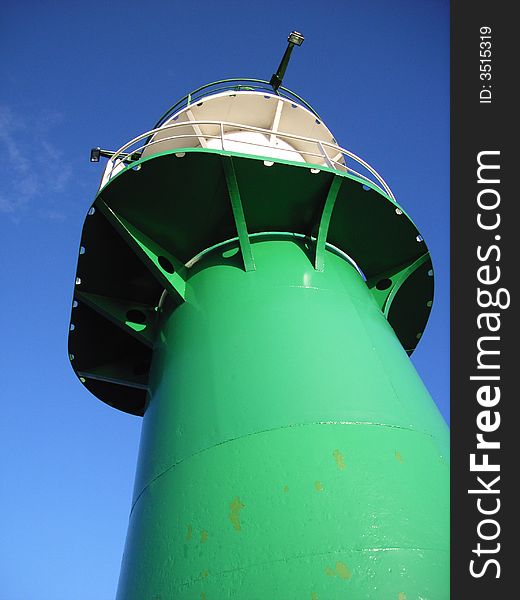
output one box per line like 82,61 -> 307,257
116,238 -> 449,599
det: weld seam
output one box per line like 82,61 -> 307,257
130,420 -> 434,516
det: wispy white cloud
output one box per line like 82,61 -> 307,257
0,105 -> 73,220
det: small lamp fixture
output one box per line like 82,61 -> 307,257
90,147 -> 101,162
270,31 -> 305,91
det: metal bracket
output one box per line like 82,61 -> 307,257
367,252 -> 431,315
314,175 -> 343,271
77,357 -> 149,390
221,156 -> 256,272
96,200 -> 187,302
75,290 -> 157,348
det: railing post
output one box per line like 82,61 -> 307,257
318,141 -> 334,169
108,159 -> 115,181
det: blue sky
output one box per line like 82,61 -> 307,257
0,1 -> 448,598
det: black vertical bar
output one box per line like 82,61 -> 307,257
451,1 -> 515,597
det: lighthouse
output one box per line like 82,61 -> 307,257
69,33 -> 449,599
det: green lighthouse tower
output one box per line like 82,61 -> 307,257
68,35 -> 449,599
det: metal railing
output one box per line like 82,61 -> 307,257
100,120 -> 396,201
151,79 -> 321,131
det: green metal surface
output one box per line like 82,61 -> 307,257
69,148 -> 434,413
116,240 -> 448,599
69,125 -> 447,596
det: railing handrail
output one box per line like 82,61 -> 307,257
101,119 -> 395,201
152,79 -> 320,131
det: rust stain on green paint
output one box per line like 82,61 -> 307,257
395,451 -> 404,463
201,529 -> 208,543
201,593 -> 206,600
201,569 -> 209,578
229,496 -> 245,531
325,561 -> 352,580
336,561 -> 351,580
311,593 -> 318,600
398,593 -> 406,600
333,448 -> 346,470
283,485 -> 289,493
314,480 -> 324,492
185,525 -> 193,542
